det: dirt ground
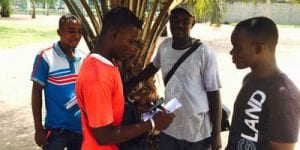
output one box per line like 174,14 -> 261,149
1,15 -> 300,150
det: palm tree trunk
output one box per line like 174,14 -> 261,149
31,0 -> 36,19
0,0 -> 11,17
100,0 -> 109,16
160,0 -> 169,36
45,1 -> 50,15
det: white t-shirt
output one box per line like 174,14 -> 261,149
152,38 -> 221,142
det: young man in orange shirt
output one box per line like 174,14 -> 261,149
76,7 -> 174,150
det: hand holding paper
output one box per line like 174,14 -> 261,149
143,97 -> 182,121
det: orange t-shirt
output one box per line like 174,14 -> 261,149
76,54 -> 124,150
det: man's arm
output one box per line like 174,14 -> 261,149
207,90 -> 222,150
270,141 -> 295,150
91,111 -> 174,145
31,82 -> 47,147
124,62 -> 159,92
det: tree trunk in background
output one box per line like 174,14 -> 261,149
45,1 -> 50,15
31,0 -> 36,18
0,0 -> 11,17
160,0 -> 169,37
265,0 -> 271,17
27,0 -> 31,15
100,0 -> 108,16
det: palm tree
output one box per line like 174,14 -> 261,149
0,0 -> 11,17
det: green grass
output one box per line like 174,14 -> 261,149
0,22 -> 57,49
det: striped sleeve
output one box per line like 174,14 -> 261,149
31,50 -> 49,86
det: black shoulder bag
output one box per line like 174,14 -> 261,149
119,96 -> 148,150
163,39 -> 230,132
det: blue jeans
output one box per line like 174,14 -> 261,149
44,128 -> 82,150
158,132 -> 211,150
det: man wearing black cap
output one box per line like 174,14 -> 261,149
125,3 -> 222,150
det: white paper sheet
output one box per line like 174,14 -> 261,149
142,97 -> 182,121
162,97 -> 182,113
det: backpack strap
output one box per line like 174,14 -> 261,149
164,39 -> 201,85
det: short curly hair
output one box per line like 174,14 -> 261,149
58,14 -> 81,28
235,16 -> 278,49
101,7 -> 143,34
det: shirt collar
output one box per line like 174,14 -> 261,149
90,53 -> 114,66
53,42 -> 82,61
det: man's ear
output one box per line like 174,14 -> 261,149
254,42 -> 265,54
110,27 -> 119,39
112,30 -> 118,39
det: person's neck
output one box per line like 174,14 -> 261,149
93,38 -> 112,62
58,42 -> 75,60
172,37 -> 193,50
251,60 -> 280,78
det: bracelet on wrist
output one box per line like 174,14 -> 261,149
149,118 -> 155,134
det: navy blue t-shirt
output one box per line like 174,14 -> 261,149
226,73 -> 300,150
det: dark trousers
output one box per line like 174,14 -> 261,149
158,132 -> 211,150
44,128 -> 82,150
